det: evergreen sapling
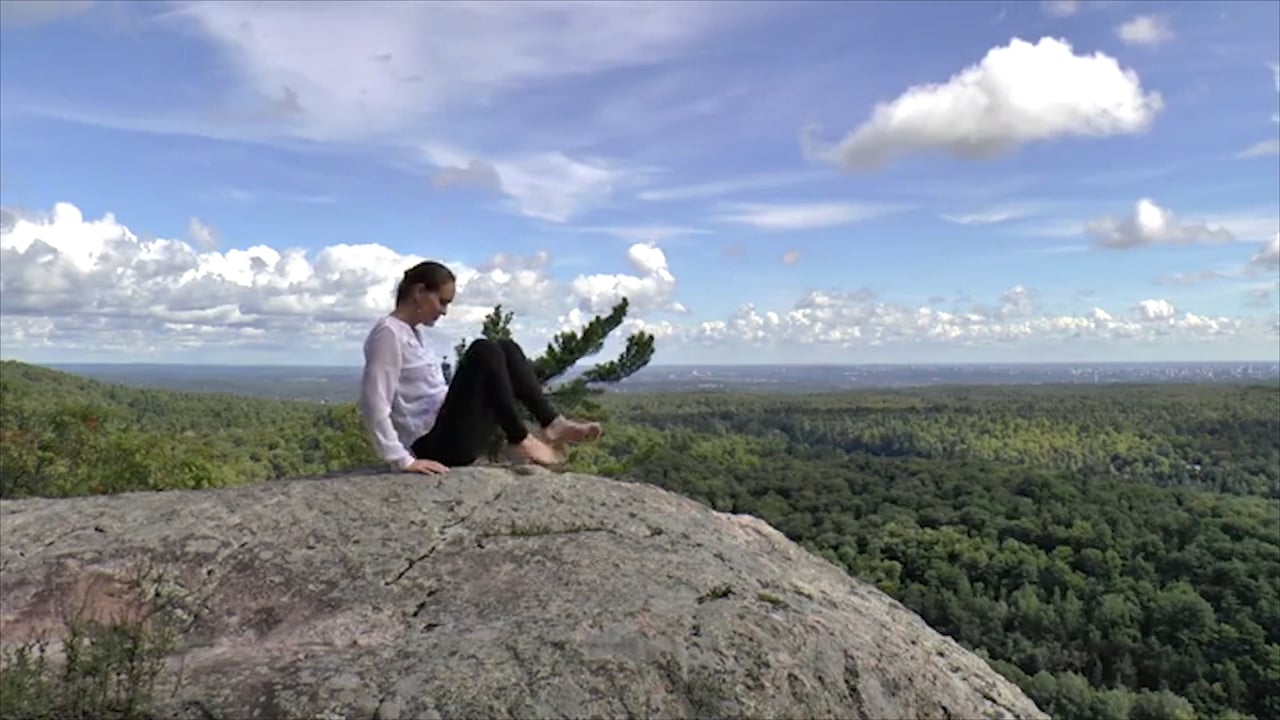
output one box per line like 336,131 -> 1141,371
448,298 -> 655,459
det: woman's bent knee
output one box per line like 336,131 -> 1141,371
472,337 -> 524,357
465,338 -> 504,363
496,337 -> 526,357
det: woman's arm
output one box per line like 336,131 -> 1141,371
359,325 -> 415,471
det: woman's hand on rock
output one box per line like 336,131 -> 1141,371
405,458 -> 449,474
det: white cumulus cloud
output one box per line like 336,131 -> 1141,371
804,37 -> 1162,172
1087,199 -> 1234,249
1134,298 -> 1176,321
0,201 -> 685,358
1000,285 -> 1037,318
4,201 -> 1272,363
568,242 -> 680,316
682,287 -> 1262,353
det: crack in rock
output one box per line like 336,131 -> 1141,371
386,487 -> 509,586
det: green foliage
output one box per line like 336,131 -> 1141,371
0,566 -> 179,720
590,385 -> 1280,497
480,305 -> 515,343
561,386 -> 1280,720
0,621 -> 174,720
0,361 -> 379,499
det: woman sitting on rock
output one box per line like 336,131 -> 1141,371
359,260 -> 601,475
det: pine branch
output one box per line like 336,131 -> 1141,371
581,331 -> 654,384
454,297 -> 655,420
532,299 -> 630,384
481,305 -> 515,341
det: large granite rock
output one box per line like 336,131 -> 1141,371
0,466 -> 1048,719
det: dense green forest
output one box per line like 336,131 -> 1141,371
2,360 -> 1277,720
0,361 -> 375,497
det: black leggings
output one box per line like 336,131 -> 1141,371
411,338 -> 559,467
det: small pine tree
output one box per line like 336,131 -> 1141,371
452,298 -> 654,457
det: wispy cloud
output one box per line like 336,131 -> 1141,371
1076,163 -> 1183,187
636,171 -> 820,203
1245,288 -> 1273,308
886,174 -> 1041,203
1116,15 -> 1175,48
714,201 -> 905,231
424,145 -> 633,224
1156,269 -> 1233,285
0,0 -> 94,27
941,203 -> 1050,225
186,217 -> 220,251
13,1 -> 769,225
1271,62 -> 1280,123
1235,139 -> 1280,158
1199,210 -> 1280,243
163,1 -> 753,145
570,225 -> 712,244
200,187 -> 337,205
1033,244 -> 1090,255
1041,0 -> 1081,18
1013,218 -> 1086,239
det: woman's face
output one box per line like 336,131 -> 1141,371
414,281 -> 455,326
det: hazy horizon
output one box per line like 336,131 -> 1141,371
21,358 -> 1280,370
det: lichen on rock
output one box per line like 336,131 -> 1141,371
0,466 -> 1048,720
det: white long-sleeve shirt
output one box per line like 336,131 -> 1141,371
358,315 -> 449,470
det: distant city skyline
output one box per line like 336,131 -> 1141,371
1,1 -> 1277,365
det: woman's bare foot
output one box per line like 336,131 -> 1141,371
511,434 -> 564,466
545,416 -> 603,446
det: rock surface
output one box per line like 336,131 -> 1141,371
0,466 -> 1048,720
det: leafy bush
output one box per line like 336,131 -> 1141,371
0,566 -> 180,720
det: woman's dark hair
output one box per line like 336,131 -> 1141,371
396,261 -> 455,304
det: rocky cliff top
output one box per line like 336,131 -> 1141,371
0,465 -> 1047,720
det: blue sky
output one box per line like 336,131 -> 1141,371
1,0 -> 1277,366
